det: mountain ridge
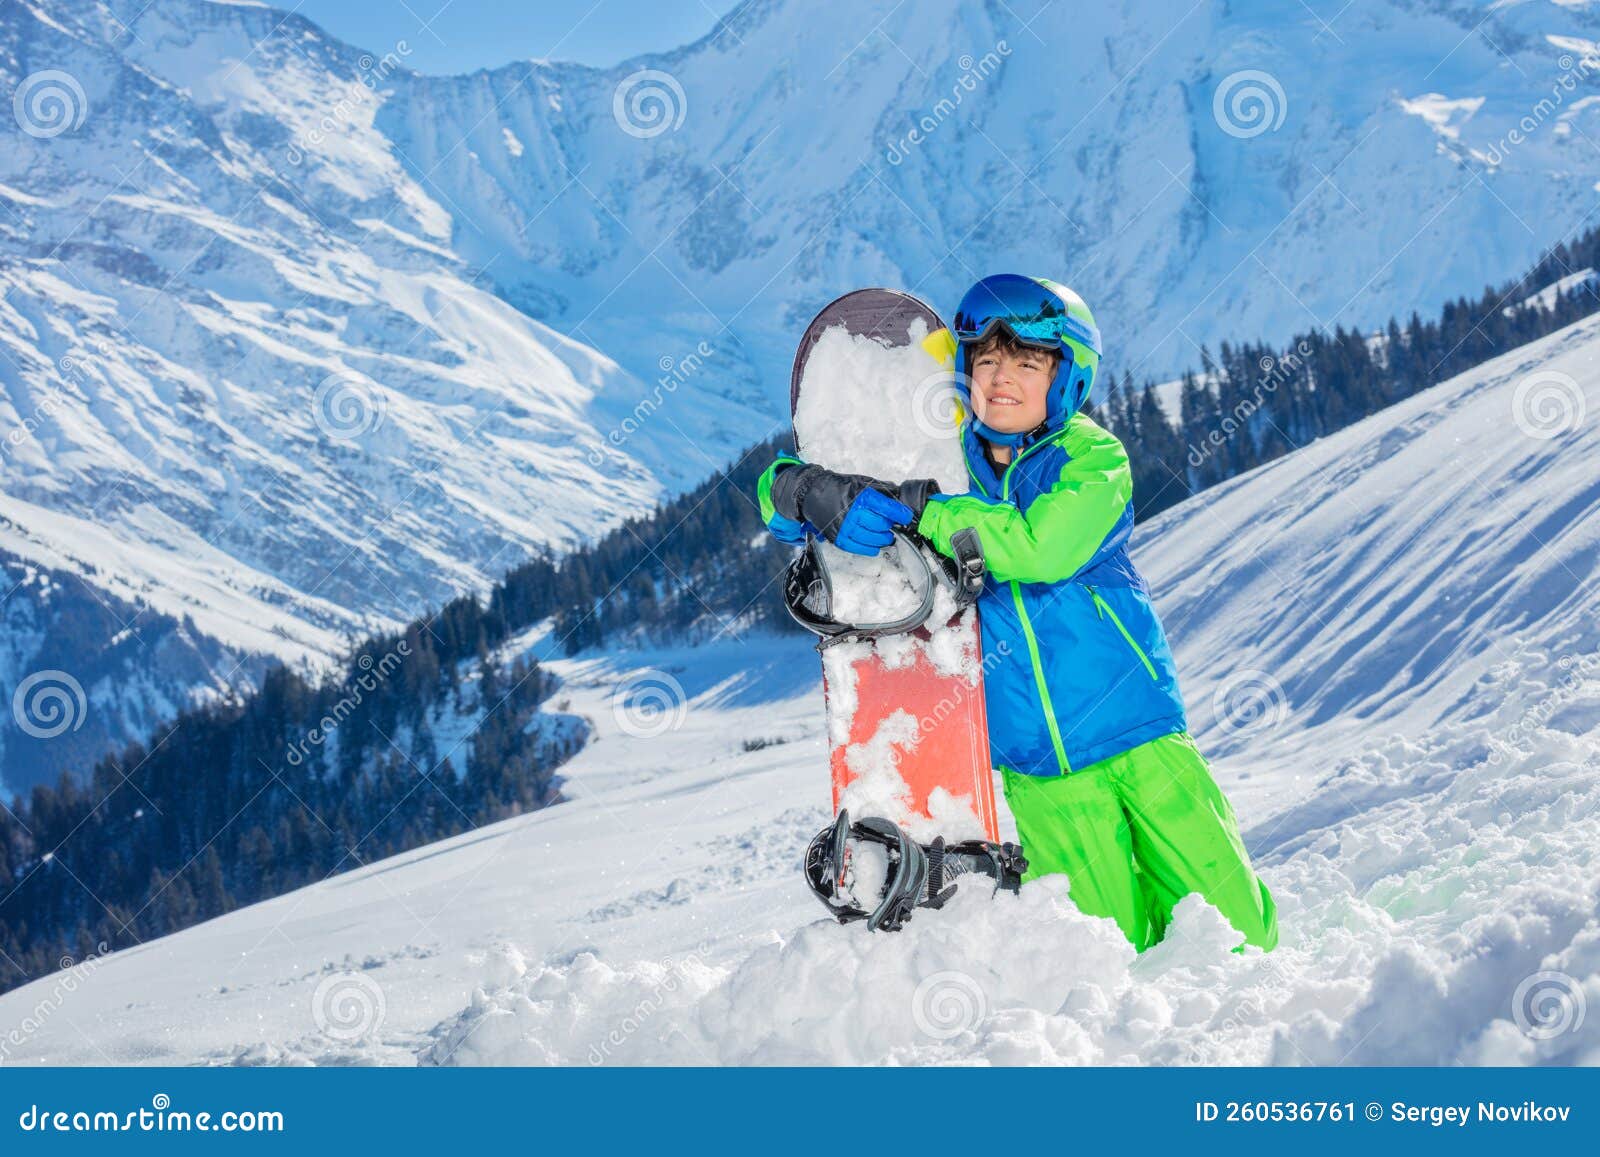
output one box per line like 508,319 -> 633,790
8,0 -> 1600,787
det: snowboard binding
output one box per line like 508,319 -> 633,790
802,809 -> 1027,932
783,525 -> 987,647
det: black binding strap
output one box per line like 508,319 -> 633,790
802,813 -> 1027,933
782,527 -> 987,647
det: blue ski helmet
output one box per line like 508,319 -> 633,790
951,274 -> 1103,444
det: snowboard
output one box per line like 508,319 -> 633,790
787,289 -> 999,844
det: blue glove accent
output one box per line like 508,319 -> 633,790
766,511 -> 814,546
833,488 -> 914,556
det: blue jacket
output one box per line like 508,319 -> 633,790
917,412 -> 1187,774
761,412 -> 1188,776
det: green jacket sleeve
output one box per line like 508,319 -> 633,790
915,415 -> 1132,584
756,453 -> 804,524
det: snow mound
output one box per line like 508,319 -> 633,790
420,945 -> 726,1067
423,714 -> 1600,1066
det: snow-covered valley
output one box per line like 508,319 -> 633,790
2,306 -> 1596,1066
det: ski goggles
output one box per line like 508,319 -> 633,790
952,274 -> 1102,359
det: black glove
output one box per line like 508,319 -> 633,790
893,478 -> 941,520
770,464 -> 915,555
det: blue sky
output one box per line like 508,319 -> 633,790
294,0 -> 726,74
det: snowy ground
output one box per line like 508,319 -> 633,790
3,317 -> 1599,1066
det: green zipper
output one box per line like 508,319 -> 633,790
965,456 -> 988,497
999,430 -> 1073,774
998,430 -> 1065,502
1087,585 -> 1159,680
1009,580 -> 1071,774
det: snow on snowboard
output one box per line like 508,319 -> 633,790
784,289 -> 1024,931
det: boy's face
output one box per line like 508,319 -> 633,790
968,339 -> 1057,434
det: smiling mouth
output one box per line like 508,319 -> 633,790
988,394 -> 1021,406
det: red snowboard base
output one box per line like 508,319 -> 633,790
823,612 -> 998,843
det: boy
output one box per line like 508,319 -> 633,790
757,274 -> 1277,952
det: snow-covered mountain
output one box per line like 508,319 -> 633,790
0,0 -> 771,789
0,547 -> 266,791
396,0 -> 1600,385
2,296 -> 1594,1066
7,0 -> 1600,786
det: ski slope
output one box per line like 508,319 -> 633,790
2,315 -> 1598,1066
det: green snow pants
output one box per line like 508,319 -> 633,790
1001,731 -> 1278,953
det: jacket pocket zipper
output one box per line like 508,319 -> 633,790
1086,585 -> 1158,681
